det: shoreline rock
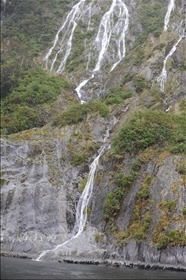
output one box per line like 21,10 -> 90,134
61,257 -> 186,272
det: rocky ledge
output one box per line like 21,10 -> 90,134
61,257 -> 186,272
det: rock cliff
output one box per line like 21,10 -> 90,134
1,0 -> 186,268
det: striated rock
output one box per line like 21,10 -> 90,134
0,0 -> 185,269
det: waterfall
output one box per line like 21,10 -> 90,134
75,0 -> 129,102
75,74 -> 94,104
93,0 -> 129,72
35,129 -> 111,261
164,0 -> 175,31
44,0 -> 86,72
157,0 -> 185,92
157,34 -> 185,92
44,0 -> 129,102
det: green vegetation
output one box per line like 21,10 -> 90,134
156,230 -> 186,250
135,2 -> 167,45
133,76 -> 150,93
1,0 -> 73,97
103,85 -> 132,105
103,159 -> 142,221
152,198 -> 186,249
52,100 -> 109,127
116,174 -> 153,244
159,200 -> 176,212
182,207 -> 186,215
79,175 -> 88,193
112,110 -> 186,155
0,178 -> 6,187
71,153 -> 88,166
1,66 -> 73,134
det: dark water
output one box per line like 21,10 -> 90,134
1,257 -> 186,279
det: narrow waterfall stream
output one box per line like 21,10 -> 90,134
93,0 -> 129,73
44,0 -> 86,72
35,128 -> 111,261
157,0 -> 185,92
164,0 -> 175,31
75,74 -> 94,104
157,34 -> 185,92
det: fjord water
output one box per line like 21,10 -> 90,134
1,257 -> 186,279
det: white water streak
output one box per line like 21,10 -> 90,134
157,35 -> 184,92
44,0 -> 86,72
75,74 -> 94,103
164,0 -> 175,31
44,1 -> 129,101
93,0 -> 129,72
35,129 -> 110,261
77,0 -> 129,101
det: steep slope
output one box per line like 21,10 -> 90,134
1,0 -> 186,268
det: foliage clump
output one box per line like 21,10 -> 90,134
53,100 -> 109,127
1,67 -> 73,134
103,85 -> 132,105
136,2 -> 167,45
112,110 -> 186,155
156,230 -> 186,250
103,159 -> 142,221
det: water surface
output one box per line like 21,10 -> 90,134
1,257 -> 186,279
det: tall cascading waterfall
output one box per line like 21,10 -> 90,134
164,0 -> 175,31
43,0 -> 129,103
35,128 -> 111,261
157,0 -> 185,92
35,0 -> 127,260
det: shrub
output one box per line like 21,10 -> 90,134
1,105 -> 41,134
156,230 -> 186,250
135,2 -> 167,45
160,200 -> 176,212
133,76 -> 150,93
138,188 -> 150,200
79,175 -> 88,193
71,153 -> 88,166
1,66 -> 73,134
53,100 -> 109,127
112,110 -> 169,154
112,110 -> 186,155
157,236 -> 169,250
182,207 -> 186,215
104,89 -> 132,105
104,167 -> 139,221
